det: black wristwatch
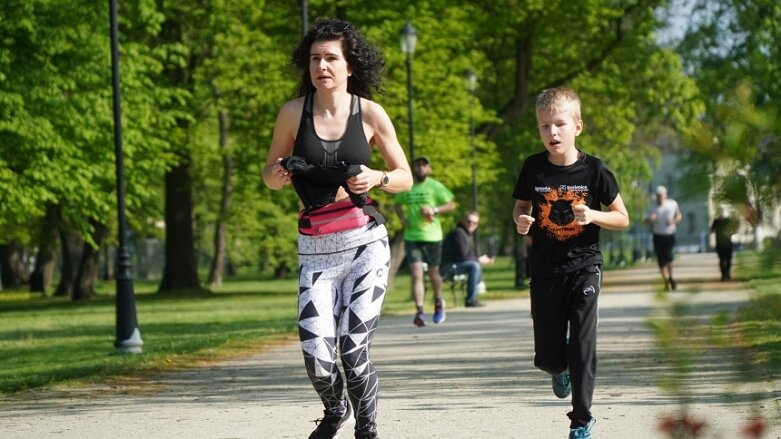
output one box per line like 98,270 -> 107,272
381,172 -> 390,187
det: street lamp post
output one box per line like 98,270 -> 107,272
466,69 -> 477,211
399,22 -> 417,159
300,0 -> 308,36
466,69 -> 479,250
109,0 -> 143,354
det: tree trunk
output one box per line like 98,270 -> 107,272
72,220 -> 108,301
208,105 -> 232,287
0,243 -> 27,288
30,204 -> 59,294
157,15 -> 201,292
55,228 -> 84,297
101,241 -> 113,280
159,155 -> 201,291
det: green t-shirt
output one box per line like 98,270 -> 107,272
394,178 -> 454,242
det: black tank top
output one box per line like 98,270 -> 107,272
288,93 -> 371,210
294,93 -> 371,170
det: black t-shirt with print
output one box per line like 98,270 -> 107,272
512,151 -> 620,277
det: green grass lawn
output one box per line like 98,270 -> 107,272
0,256 -> 526,395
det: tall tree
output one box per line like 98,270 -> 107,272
672,0 -> 781,244
1,0 -> 177,298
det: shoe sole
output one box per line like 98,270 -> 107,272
333,417 -> 355,439
334,403 -> 355,438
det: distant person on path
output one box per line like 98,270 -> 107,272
440,210 -> 495,307
512,87 -> 629,439
711,207 -> 738,281
645,185 -> 682,290
394,156 -> 455,327
262,18 -> 412,439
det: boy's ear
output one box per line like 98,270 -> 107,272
574,119 -> 584,136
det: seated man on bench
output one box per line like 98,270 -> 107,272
440,211 -> 495,307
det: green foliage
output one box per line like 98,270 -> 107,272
681,82 -> 780,225
674,0 -> 781,227
648,249 -> 781,438
0,0 -> 177,247
1,0 -> 710,279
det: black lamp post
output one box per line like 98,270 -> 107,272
399,22 -> 417,159
300,0 -> 308,36
466,69 -> 477,211
109,0 -> 143,354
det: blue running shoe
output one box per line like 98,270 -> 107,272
569,418 -> 596,439
433,298 -> 446,324
552,369 -> 571,398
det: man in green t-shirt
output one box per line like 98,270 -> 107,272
394,156 -> 455,327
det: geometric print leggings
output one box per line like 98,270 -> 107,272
298,225 -> 389,433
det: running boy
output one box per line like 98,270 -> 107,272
512,88 -> 629,439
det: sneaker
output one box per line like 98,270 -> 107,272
669,277 -> 677,290
552,370 -> 571,399
413,311 -> 426,327
569,418 -> 596,439
355,425 -> 378,439
433,298 -> 446,324
308,400 -> 353,439
465,300 -> 486,308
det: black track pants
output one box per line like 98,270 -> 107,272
530,265 -> 601,427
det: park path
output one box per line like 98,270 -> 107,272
0,253 -> 779,438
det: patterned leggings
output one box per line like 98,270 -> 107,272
297,225 -> 389,432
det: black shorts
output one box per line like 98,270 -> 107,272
652,234 -> 675,267
404,241 -> 442,268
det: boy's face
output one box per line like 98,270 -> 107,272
536,107 -> 583,158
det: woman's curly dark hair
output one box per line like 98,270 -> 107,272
292,18 -> 385,99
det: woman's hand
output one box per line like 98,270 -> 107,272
271,158 -> 292,184
346,165 -> 379,194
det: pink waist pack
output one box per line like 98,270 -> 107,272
298,198 -> 374,236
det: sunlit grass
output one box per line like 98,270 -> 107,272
0,256 -> 526,395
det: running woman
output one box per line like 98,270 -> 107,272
263,18 -> 411,439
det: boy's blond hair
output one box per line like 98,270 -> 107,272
535,87 -> 582,121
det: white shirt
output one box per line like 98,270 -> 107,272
650,199 -> 679,235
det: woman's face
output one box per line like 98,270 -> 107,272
309,39 -> 351,91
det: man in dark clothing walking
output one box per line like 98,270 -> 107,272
711,207 -> 738,281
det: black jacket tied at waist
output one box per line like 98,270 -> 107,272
280,155 -> 384,225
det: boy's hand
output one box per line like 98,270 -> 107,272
573,204 -> 593,226
515,215 -> 535,235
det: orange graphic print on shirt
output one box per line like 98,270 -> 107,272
537,185 -> 589,241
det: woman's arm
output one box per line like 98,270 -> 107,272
352,99 -> 412,193
262,99 -> 301,190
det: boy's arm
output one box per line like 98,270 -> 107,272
513,199 -> 535,235
572,194 -> 630,230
